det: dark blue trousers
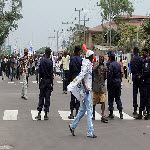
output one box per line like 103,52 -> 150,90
70,93 -> 80,110
133,79 -> 142,109
139,83 -> 150,112
37,80 -> 51,112
108,84 -> 123,112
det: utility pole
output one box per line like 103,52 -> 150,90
80,15 -> 89,44
54,29 -> 63,53
97,2 -> 112,50
75,8 -> 83,31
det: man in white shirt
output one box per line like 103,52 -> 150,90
62,51 -> 70,94
69,50 -> 97,138
52,52 -> 57,76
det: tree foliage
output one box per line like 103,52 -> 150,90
118,24 -> 137,52
0,0 -> 23,45
99,0 -> 134,21
139,16 -> 150,50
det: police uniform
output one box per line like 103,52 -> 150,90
68,54 -> 82,118
130,54 -> 143,113
107,54 -> 123,119
37,56 -> 53,114
139,56 -> 150,119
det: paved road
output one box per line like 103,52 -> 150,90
0,75 -> 150,150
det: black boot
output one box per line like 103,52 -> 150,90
133,108 -> 138,116
108,111 -> 114,119
119,110 -> 123,119
44,111 -> 49,120
92,105 -> 95,120
68,110 -> 74,119
35,111 -> 41,120
144,111 -> 150,120
135,110 -> 142,119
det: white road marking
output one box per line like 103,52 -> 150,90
57,81 -> 63,84
58,111 -> 74,120
31,110 -> 45,120
32,81 -> 37,84
0,145 -> 13,149
3,110 -> 18,120
20,82 -> 23,84
8,82 -> 14,84
113,111 -> 134,120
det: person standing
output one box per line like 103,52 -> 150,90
1,59 -> 6,80
68,46 -> 82,119
123,57 -> 128,79
10,55 -> 15,81
52,52 -> 57,76
107,53 -> 123,119
69,50 -> 97,138
135,48 -> 150,120
21,49 -> 29,100
92,55 -> 108,123
62,50 -> 70,94
119,56 -> 124,82
35,48 -> 53,120
130,47 -> 143,115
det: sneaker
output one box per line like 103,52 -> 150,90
101,116 -> 108,123
24,97 -> 28,100
87,134 -> 97,138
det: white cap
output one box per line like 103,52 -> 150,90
86,50 -> 94,57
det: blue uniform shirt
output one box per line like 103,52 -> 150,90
131,55 -> 143,80
69,55 -> 82,80
141,56 -> 150,84
39,56 -> 53,80
107,61 -> 121,89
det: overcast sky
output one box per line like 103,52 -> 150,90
7,0 -> 150,53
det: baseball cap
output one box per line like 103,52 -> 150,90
86,50 -> 94,57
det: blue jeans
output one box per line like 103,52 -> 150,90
10,67 -> 14,80
70,91 -> 94,137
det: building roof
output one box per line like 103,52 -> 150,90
88,15 -> 146,32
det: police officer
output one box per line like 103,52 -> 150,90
130,47 -> 143,116
136,48 -> 150,120
107,53 -> 123,119
68,46 -> 82,119
35,48 -> 53,120
107,51 -> 112,110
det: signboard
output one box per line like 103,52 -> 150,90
0,45 -> 11,55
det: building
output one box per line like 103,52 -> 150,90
85,15 -> 147,49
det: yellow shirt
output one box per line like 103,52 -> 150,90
62,55 -> 70,70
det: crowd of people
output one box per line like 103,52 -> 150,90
0,45 -> 150,138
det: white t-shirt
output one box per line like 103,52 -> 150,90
82,59 -> 92,91
52,55 -> 57,67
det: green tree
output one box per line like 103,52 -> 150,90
99,0 -> 134,48
0,0 -> 22,46
139,16 -> 150,51
118,24 -> 138,53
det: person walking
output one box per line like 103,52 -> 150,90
123,57 -> 128,79
68,50 -> 97,138
130,47 -> 143,116
35,48 -> 53,120
107,53 -> 123,119
68,46 -> 82,119
21,48 -> 29,100
92,55 -> 108,123
1,59 -> 6,80
62,50 -> 70,94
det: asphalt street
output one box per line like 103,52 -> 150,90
0,75 -> 150,150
